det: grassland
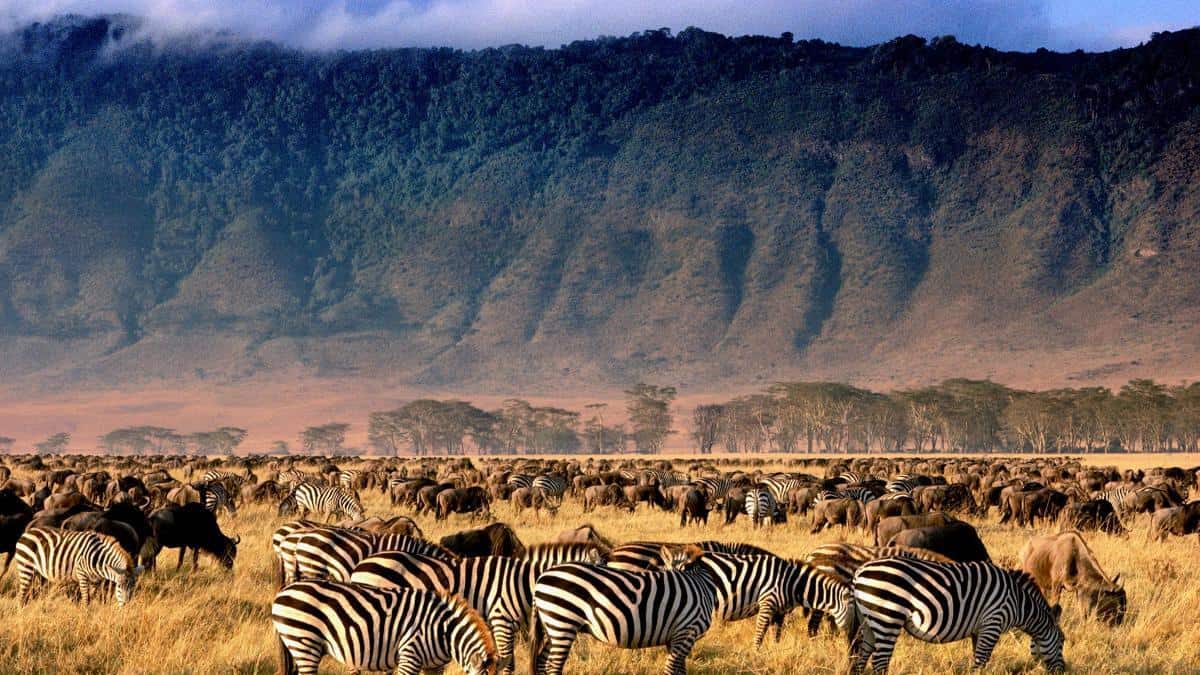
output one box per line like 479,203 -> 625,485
1,454 -> 1198,674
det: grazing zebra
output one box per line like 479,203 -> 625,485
850,557 -> 1065,674
506,474 -> 535,490
15,527 -> 142,606
351,545 -> 602,674
279,527 -> 457,585
277,469 -> 318,491
758,476 -> 806,505
885,475 -> 920,494
273,580 -> 499,675
530,545 -> 718,675
201,469 -> 249,487
286,483 -> 364,523
839,471 -> 868,484
840,485 -> 882,504
689,552 -> 855,647
689,476 -> 741,504
531,475 -> 569,503
200,482 -> 238,517
745,486 -> 782,527
520,542 -> 607,567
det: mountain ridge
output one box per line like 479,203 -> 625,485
0,17 -> 1198,395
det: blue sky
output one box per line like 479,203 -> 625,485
3,1 -> 1196,52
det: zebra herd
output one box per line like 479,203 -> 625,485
5,452 -> 1195,673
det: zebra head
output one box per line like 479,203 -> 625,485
1026,596 -> 1066,673
113,563 -> 143,607
276,493 -> 298,517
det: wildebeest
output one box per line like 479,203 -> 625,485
622,485 -> 669,511
339,515 -> 424,538
679,488 -> 710,527
1020,530 -> 1125,626
864,495 -> 918,534
439,522 -> 526,557
1001,488 -> 1069,527
724,487 -> 748,524
1148,502 -> 1200,542
0,510 -> 32,576
810,497 -> 863,534
887,521 -> 990,562
1060,499 -> 1126,535
148,503 -> 240,571
510,487 -> 557,518
552,524 -> 614,552
582,484 -> 630,513
436,486 -> 490,520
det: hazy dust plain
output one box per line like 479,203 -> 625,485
0,454 -> 1198,674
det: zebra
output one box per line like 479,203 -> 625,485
757,476 -> 807,505
689,552 -> 855,647
273,580 -> 499,675
279,527 -> 457,585
689,476 -> 742,504
850,557 -> 1066,674
350,545 -> 602,674
506,474 -> 534,490
885,475 -> 921,495
530,545 -> 719,675
201,469 -> 250,488
745,486 -> 783,527
606,540 -> 770,572
15,527 -> 142,606
840,485 -> 883,504
286,483 -> 364,523
200,481 -> 238,517
531,475 -> 569,505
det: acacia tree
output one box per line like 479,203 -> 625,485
34,432 -> 70,455
1002,392 -> 1065,453
625,383 -> 676,453
692,404 -> 723,454
300,423 -> 350,454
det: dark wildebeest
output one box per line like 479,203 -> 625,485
1021,531 -> 1125,626
1061,499 -> 1126,535
1148,502 -> 1200,542
436,486 -> 490,520
511,487 -> 557,518
679,488 -> 710,527
339,516 -> 424,538
1002,488 -> 1069,527
622,485 -> 669,511
1128,485 -> 1185,520
439,522 -> 526,557
887,521 -> 990,562
810,497 -> 863,534
724,487 -> 748,524
864,495 -> 919,535
875,512 -> 958,548
583,484 -> 631,513
416,483 -> 455,515
390,477 -> 435,507
242,480 -> 285,504
148,503 -> 239,571
0,511 -> 32,576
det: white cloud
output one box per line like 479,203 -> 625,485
0,0 -> 1179,52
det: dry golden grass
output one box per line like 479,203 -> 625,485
1,454 -> 1198,674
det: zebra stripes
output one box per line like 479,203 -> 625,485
531,475 -> 569,501
691,552 -> 854,647
278,526 -> 456,585
15,527 -> 142,606
273,580 -> 499,675
201,482 -> 237,517
530,545 -> 718,675
850,557 -> 1065,674
745,486 -> 781,527
286,483 -> 364,523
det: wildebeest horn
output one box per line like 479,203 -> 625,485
233,535 -> 242,545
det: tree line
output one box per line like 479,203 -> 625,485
3,378 -> 1199,455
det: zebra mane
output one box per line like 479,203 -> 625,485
438,591 -> 499,660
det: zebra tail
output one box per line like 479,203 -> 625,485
277,632 -> 297,675
528,605 -> 546,675
844,599 -> 863,651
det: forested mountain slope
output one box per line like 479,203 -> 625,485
1,16 -> 1198,392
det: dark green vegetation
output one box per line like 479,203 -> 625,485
1,16 -> 1199,391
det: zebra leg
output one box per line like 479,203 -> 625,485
663,634 -> 698,675
970,625 -> 1002,669
753,603 -> 773,647
491,618 -> 517,675
17,570 -> 34,605
806,609 -> 825,637
78,577 -> 93,605
541,634 -> 575,675
865,624 -> 900,675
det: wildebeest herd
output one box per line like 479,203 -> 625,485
1,453 -> 1198,673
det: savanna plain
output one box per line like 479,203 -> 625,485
1,454 -> 1198,675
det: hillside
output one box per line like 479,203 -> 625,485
1,16 -> 1199,398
